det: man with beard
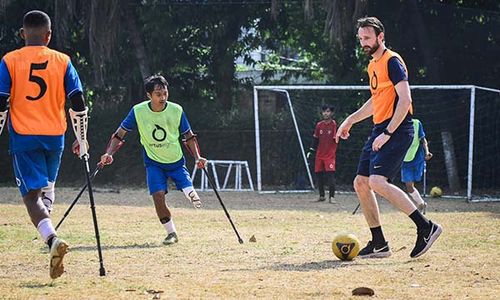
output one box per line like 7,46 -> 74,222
335,17 -> 442,259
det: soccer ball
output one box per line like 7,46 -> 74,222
430,186 -> 443,198
332,233 -> 360,261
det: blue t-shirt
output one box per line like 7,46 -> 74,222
403,120 -> 426,167
388,56 -> 408,86
0,59 -> 83,153
120,104 -> 192,169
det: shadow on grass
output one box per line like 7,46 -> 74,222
269,260 -> 359,271
19,281 -> 56,288
70,242 -> 161,252
268,258 -> 416,272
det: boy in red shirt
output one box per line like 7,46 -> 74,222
307,104 -> 338,203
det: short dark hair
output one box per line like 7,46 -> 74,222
321,104 -> 334,112
144,75 -> 169,94
23,10 -> 51,29
357,17 -> 384,36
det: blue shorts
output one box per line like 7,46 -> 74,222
12,150 -> 62,196
401,162 -> 425,183
357,120 -> 413,180
146,164 -> 193,195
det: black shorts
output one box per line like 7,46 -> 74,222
356,119 -> 413,180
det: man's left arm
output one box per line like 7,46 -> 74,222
386,81 -> 412,134
370,56 -> 412,151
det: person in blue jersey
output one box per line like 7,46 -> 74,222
0,10 -> 89,279
99,75 -> 207,245
401,119 -> 433,213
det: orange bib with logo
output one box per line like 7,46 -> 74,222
4,46 -> 69,135
368,49 -> 413,124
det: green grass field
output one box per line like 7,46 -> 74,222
0,187 -> 499,299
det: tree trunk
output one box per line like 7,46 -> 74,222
124,0 -> 151,81
213,52 -> 235,110
0,0 -> 13,17
407,0 -> 440,82
212,17 -> 241,110
54,0 -> 77,50
89,0 -> 120,85
441,131 -> 461,192
408,0 -> 461,191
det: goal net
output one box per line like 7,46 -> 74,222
253,85 -> 500,202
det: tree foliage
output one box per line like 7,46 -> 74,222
0,0 -> 498,185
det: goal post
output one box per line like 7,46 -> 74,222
253,85 -> 500,202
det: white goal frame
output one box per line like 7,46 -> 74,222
253,85 -> 500,202
191,160 -> 254,192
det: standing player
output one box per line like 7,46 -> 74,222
0,10 -> 89,278
99,75 -> 207,245
401,118 -> 433,213
336,17 -> 442,258
307,104 -> 338,203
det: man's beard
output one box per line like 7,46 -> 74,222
363,41 -> 380,56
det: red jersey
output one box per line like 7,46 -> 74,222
313,120 -> 338,160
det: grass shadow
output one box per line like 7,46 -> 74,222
70,242 -> 161,252
268,258 -> 415,272
19,281 -> 56,288
268,259 -> 359,272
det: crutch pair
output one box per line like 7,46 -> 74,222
57,152 -> 243,276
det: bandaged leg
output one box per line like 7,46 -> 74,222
41,181 -> 55,213
182,186 -> 201,209
409,189 -> 425,206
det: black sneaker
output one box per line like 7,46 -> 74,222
410,220 -> 442,258
163,232 -> 178,245
358,241 -> 392,258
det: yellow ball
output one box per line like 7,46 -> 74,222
430,186 -> 443,198
332,233 -> 360,261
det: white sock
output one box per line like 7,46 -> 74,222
410,189 -> 425,205
163,219 -> 176,234
37,218 -> 56,244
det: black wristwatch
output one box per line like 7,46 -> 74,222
383,128 -> 393,136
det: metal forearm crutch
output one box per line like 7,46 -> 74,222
202,167 -> 244,244
55,164 -> 102,230
82,156 -> 106,276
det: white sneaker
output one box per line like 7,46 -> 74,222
49,238 -> 69,279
